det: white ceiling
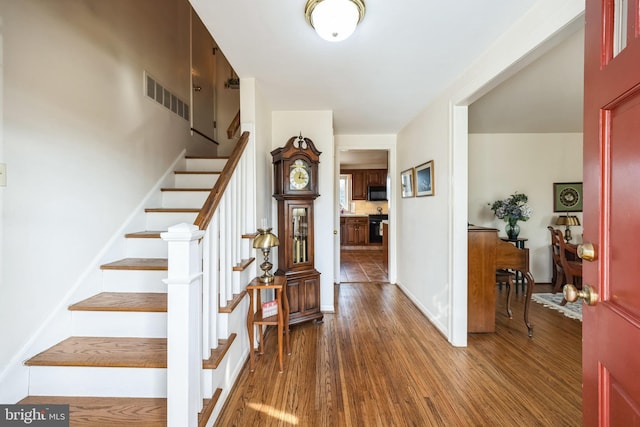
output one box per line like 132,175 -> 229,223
190,0 -> 542,135
469,26 -> 584,134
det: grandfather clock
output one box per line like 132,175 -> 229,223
271,135 -> 323,325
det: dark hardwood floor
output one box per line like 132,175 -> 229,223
215,254 -> 582,426
340,249 -> 388,282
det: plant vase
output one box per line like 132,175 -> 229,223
506,217 -> 520,240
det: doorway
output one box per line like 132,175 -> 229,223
337,148 -> 390,283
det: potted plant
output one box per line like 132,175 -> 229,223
489,192 -> 532,239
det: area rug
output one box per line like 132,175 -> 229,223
531,293 -> 582,321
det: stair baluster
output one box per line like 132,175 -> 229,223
163,131 -> 255,426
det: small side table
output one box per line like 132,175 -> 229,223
246,276 -> 290,373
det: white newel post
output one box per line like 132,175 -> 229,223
162,223 -> 205,427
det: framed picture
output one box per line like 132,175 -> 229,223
401,168 -> 414,198
553,182 -> 583,212
415,160 -> 434,197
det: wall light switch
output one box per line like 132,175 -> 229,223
0,163 -> 6,187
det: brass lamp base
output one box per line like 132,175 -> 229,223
257,248 -> 274,283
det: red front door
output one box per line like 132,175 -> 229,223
583,0 -> 640,424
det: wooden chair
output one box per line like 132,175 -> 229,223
495,240 -> 536,337
548,226 -> 565,293
557,234 -> 583,305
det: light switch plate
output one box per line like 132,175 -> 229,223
0,163 -> 6,186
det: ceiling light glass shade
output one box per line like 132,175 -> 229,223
305,0 -> 366,42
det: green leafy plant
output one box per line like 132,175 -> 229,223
489,192 -> 532,222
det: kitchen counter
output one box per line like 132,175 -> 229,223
340,213 -> 368,217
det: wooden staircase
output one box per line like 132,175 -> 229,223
17,134 -> 256,426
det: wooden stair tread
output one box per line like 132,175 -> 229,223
19,391 -> 221,427
144,208 -> 201,213
25,337 -> 167,368
69,292 -> 167,312
160,187 -> 212,192
19,396 -> 167,426
203,334 -> 237,369
232,258 -> 255,271
101,258 -> 167,270
219,290 -> 247,314
185,155 -> 229,159
124,231 -> 163,239
174,171 -> 221,175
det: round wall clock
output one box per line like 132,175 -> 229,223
559,187 -> 579,207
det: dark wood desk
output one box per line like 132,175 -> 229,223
468,226 -> 535,336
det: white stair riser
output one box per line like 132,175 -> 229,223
185,158 -> 227,171
28,366 -> 166,397
217,296 -> 249,339
201,335 -> 243,398
174,173 -> 220,188
161,191 -> 210,208
102,270 -> 167,293
236,269 -> 255,293
126,238 -> 167,258
145,211 -> 198,230
71,312 -> 167,338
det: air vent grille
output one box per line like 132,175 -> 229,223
144,71 -> 189,121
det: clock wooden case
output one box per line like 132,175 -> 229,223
271,135 -> 323,325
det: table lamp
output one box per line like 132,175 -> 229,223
253,227 -> 280,283
555,214 -> 580,243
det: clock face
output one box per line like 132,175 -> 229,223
289,159 -> 310,190
559,187 -> 579,207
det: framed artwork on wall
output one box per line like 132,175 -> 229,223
401,168 -> 414,198
553,182 -> 583,212
415,160 -> 434,197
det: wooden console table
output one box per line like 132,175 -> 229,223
246,276 -> 290,372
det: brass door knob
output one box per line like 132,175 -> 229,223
577,243 -> 596,261
563,284 -> 599,306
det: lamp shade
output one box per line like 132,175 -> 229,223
253,228 -> 280,249
305,0 -> 366,42
555,215 -> 580,226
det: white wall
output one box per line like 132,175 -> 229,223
468,133 -> 583,282
271,111 -> 335,313
0,0 -> 196,378
239,78 -> 273,228
215,49 -> 241,156
396,0 -> 584,346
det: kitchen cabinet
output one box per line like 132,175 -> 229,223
367,169 -> 386,187
341,169 -> 387,200
351,170 -> 367,200
343,217 -> 368,246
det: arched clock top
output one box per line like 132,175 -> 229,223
271,134 -> 321,165
271,135 -> 321,199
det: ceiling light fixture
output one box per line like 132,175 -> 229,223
304,0 -> 366,42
